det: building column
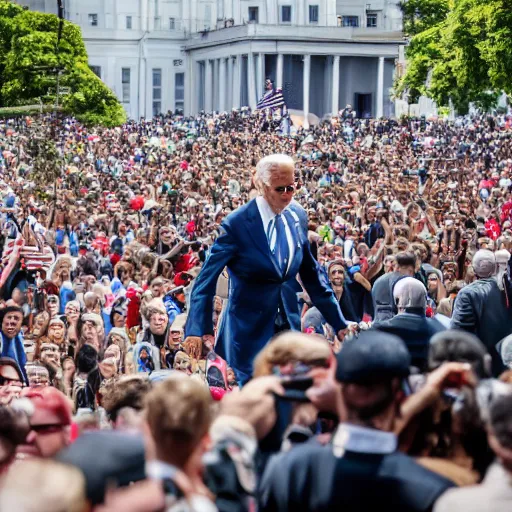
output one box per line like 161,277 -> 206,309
138,52 -> 147,119
205,59 -> 213,112
219,58 -> 227,112
276,52 -> 284,89
190,0 -> 198,33
227,56 -> 233,111
184,57 -> 193,116
213,58 -> 220,111
141,0 -> 149,32
257,53 -> 265,101
332,55 -> 340,115
297,0 -> 305,24
248,52 -> 257,109
225,0 -> 233,20
303,54 -> 311,129
376,56 -> 384,118
266,0 -> 277,24
233,55 -> 241,109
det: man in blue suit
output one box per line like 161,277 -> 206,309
184,154 -> 350,384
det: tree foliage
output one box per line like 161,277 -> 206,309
400,0 -> 450,37
0,0 -> 126,127
396,0 -> 512,112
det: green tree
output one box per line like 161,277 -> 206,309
400,0 -> 449,37
0,0 -> 126,126
396,0 -> 512,112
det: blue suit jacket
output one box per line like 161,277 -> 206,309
185,199 -> 347,383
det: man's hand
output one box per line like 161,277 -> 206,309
425,362 -> 476,394
220,376 -> 285,440
396,362 -> 476,435
337,322 -> 359,341
306,366 -> 340,416
183,336 -> 203,360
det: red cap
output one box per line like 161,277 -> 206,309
22,386 -> 72,426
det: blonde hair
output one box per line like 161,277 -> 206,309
0,459 -> 86,512
253,332 -> 331,377
436,298 -> 453,318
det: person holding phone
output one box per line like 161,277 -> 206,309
258,331 -> 455,512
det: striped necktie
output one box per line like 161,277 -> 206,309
272,213 -> 289,273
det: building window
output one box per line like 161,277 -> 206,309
248,6 -> 259,23
281,5 -> 292,23
88,13 -> 98,26
126,16 -> 132,29
309,5 -> 319,24
169,17 -> 176,30
90,65 -> 101,78
204,4 -> 212,29
122,68 -> 130,103
153,69 -> 162,116
366,13 -> 377,27
175,72 -> 185,111
342,16 -> 359,27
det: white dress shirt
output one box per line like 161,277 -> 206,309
256,196 -> 295,272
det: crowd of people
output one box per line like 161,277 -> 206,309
1,107 -> 512,510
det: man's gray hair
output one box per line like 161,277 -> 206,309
393,277 -> 427,310
255,154 -> 295,185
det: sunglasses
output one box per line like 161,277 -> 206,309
31,423 -> 64,434
0,376 -> 23,387
273,185 -> 296,194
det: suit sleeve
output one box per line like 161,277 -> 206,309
258,453 -> 292,511
185,222 -> 238,338
450,289 -> 476,333
297,214 -> 348,332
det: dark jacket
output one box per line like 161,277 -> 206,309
259,429 -> 454,512
336,287 -> 361,323
371,271 -> 407,322
451,278 -> 512,376
373,311 -> 446,371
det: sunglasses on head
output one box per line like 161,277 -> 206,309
274,185 -> 296,194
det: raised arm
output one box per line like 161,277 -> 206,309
184,223 -> 238,357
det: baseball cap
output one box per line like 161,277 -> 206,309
336,331 -> 411,384
472,249 -> 496,278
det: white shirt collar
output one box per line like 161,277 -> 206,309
146,459 -> 180,481
332,423 -> 397,458
256,195 -> 279,221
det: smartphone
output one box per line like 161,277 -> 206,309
280,376 -> 314,403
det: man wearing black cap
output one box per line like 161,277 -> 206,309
259,331 -> 454,512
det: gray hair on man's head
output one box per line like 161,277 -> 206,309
255,154 -> 295,186
393,277 -> 427,311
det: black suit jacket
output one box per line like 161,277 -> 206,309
259,441 -> 454,512
374,312 -> 446,371
451,278 -> 512,376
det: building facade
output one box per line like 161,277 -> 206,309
17,0 -> 404,121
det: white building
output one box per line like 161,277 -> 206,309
17,1 -> 404,120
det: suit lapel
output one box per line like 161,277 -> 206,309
284,208 -> 303,277
246,199 -> 282,277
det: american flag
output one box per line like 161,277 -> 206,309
256,88 -> 286,111
2,238 -> 55,271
